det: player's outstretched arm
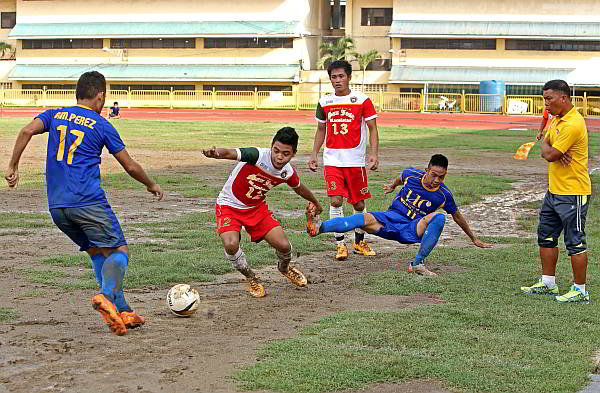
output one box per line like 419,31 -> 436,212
366,119 -> 380,170
308,122 -> 326,172
201,146 -> 238,160
5,118 -> 45,188
293,184 -> 323,216
383,175 -> 402,194
451,210 -> 492,248
113,149 -> 164,200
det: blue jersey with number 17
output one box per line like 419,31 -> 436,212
37,105 -> 125,209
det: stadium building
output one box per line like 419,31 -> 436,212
0,0 -> 599,101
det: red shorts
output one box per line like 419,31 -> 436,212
323,166 -> 371,205
216,203 -> 280,242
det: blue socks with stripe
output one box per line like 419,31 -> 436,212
92,251 -> 132,312
412,214 -> 445,267
321,213 -> 366,234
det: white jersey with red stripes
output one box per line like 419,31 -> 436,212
315,90 -> 377,167
216,147 -> 300,210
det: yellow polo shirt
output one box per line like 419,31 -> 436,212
545,107 -> 591,195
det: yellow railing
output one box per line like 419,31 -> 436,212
423,93 -> 462,113
464,94 -> 504,114
1,89 -> 600,117
381,92 -> 420,112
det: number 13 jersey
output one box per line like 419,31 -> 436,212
315,90 -> 377,167
216,147 -> 300,210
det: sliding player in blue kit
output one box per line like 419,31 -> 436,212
5,71 -> 164,335
307,154 -> 491,275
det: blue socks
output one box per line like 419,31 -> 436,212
412,214 -> 445,267
91,254 -> 105,286
99,251 -> 132,312
321,214 -> 365,234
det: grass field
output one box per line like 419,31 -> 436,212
1,117 -> 599,393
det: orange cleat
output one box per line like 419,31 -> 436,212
92,294 -> 127,336
335,244 -> 349,261
247,277 -> 266,298
412,264 -> 437,276
281,267 -> 308,287
120,311 -> 146,329
353,240 -> 376,256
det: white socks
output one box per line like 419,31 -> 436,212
542,275 -> 556,288
330,205 -> 344,244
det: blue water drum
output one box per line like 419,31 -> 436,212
479,80 -> 505,113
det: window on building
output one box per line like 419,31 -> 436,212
0,82 -> 12,89
203,85 -> 292,92
361,8 -> 392,26
401,38 -> 496,50
329,2 -> 346,29
22,84 -> 76,90
350,84 -> 388,92
110,38 -> 195,49
110,84 -> 196,91
366,59 -> 391,71
1,12 -> 16,29
505,39 -> 600,51
203,38 -> 293,49
22,39 -> 102,49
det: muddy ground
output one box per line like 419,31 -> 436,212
0,146 -> 588,393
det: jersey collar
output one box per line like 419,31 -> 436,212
76,104 -> 94,111
421,175 -> 440,192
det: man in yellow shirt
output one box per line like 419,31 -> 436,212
521,80 -> 591,303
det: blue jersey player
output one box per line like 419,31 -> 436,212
307,154 -> 491,275
5,71 -> 164,335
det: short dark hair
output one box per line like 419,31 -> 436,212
76,71 -> 106,100
428,154 -> 448,169
272,127 -> 299,153
327,60 -> 352,77
113,101 -> 118,105
543,79 -> 571,97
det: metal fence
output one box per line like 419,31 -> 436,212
1,88 -> 599,117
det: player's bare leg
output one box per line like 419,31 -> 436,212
351,201 -> 375,256
330,196 -> 348,260
220,231 -> 265,298
264,226 -> 307,287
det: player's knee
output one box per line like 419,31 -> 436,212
223,241 -> 239,255
566,242 -> 587,256
353,201 -> 365,211
330,197 -> 343,207
429,213 -> 446,228
537,237 -> 558,248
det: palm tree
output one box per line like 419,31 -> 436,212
351,49 -> 380,90
316,36 -> 355,69
0,42 -> 13,59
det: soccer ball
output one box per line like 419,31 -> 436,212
166,284 -> 200,317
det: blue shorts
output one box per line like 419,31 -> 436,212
50,202 -> 127,252
371,209 -> 422,244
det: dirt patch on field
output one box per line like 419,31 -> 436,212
0,147 -> 564,393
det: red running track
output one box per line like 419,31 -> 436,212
2,107 -> 599,131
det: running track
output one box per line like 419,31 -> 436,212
2,107 -> 599,131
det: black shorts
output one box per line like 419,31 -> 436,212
537,192 -> 589,255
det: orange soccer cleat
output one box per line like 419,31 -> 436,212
247,277 -> 266,298
120,311 -> 146,329
281,267 -> 308,287
92,294 -> 127,336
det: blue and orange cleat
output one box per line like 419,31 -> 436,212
92,294 -> 127,336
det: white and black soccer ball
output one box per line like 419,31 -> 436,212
166,284 -> 200,317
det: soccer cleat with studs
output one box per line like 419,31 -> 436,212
335,244 -> 348,261
555,285 -> 589,304
281,267 -> 308,287
306,213 -> 320,237
353,240 -> 376,256
410,263 -> 437,276
92,294 -> 127,336
120,311 -> 146,329
520,279 -> 560,296
247,277 -> 266,298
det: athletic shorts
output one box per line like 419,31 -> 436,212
371,208 -> 422,244
50,202 -> 127,252
537,192 -> 589,255
216,203 -> 280,242
324,166 -> 371,205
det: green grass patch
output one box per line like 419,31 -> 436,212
234,178 -> 600,393
0,308 -> 18,323
0,212 -> 54,229
20,289 -> 48,298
